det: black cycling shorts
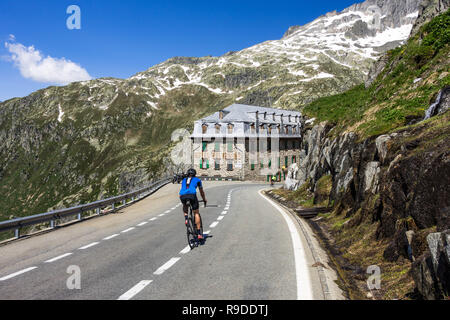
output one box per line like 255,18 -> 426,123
180,194 -> 199,210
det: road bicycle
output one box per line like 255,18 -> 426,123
185,199 -> 205,249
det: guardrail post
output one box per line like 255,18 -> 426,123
112,203 -> 115,211
122,199 -> 126,206
77,213 -> 82,221
15,228 -> 20,239
96,207 -> 100,215
50,220 -> 55,229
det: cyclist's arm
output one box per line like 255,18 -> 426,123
199,187 -> 207,205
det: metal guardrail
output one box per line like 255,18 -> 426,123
0,178 -> 171,239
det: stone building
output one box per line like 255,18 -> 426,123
190,104 -> 303,181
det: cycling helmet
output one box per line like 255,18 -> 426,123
187,168 -> 196,177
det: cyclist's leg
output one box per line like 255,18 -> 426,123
180,196 -> 189,224
193,209 -> 202,231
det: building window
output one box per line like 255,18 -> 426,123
202,124 -> 208,134
215,142 -> 220,152
227,141 -> 233,152
269,159 -> 272,168
273,114 -> 276,121
200,158 -> 209,169
260,160 -> 264,169
215,160 -> 220,170
250,123 -> 256,134
285,126 -> 289,134
292,155 -> 296,163
227,161 -> 233,171
215,124 -> 220,133
227,124 -> 233,134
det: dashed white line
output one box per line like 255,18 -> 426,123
0,267 -> 38,281
209,221 -> 219,228
137,222 -> 148,226
121,227 -> 135,233
217,216 -> 224,221
149,218 -> 157,221
153,257 -> 181,275
164,210 -> 171,214
103,234 -> 119,240
171,207 -> 177,210
44,253 -> 73,263
158,214 -> 165,217
204,230 -> 211,234
224,206 -> 230,210
221,211 -> 228,215
118,280 -> 153,300
79,242 -> 99,250
180,246 -> 191,254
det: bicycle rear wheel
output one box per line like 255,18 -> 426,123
186,207 -> 198,249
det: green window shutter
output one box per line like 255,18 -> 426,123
202,142 -> 207,151
200,159 -> 203,169
269,160 -> 271,168
285,156 -> 288,167
251,163 -> 255,170
227,142 -> 233,152
206,159 -> 210,169
215,142 -> 220,152
278,157 -> 280,168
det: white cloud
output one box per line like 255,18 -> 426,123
4,41 -> 92,85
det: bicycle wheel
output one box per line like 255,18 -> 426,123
186,207 -> 197,249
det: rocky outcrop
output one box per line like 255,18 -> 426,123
424,85 -> 450,120
412,230 -> 450,299
410,0 -> 450,36
288,109 -> 450,298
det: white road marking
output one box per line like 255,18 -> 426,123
204,230 -> 211,234
217,216 -> 224,221
209,221 -> 219,228
137,222 -> 148,226
103,234 -> 119,240
164,210 -> 171,214
158,214 -> 165,217
118,280 -> 153,300
153,257 -> 181,275
79,242 -> 99,250
221,211 -> 228,215
180,246 -> 191,254
0,267 -> 38,281
259,190 -> 314,300
121,227 -> 135,233
171,207 -> 177,210
149,218 -> 157,221
224,206 -> 230,210
44,253 -> 73,263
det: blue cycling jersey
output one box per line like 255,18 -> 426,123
179,177 -> 203,196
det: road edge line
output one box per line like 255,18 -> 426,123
258,189 -> 314,300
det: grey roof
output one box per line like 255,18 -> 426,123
200,103 -> 301,124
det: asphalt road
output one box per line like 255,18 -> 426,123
0,181 -> 324,300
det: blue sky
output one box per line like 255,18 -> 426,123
0,0 -> 358,102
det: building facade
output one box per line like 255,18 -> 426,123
190,104 -> 303,181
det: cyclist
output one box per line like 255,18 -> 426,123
179,168 -> 207,240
